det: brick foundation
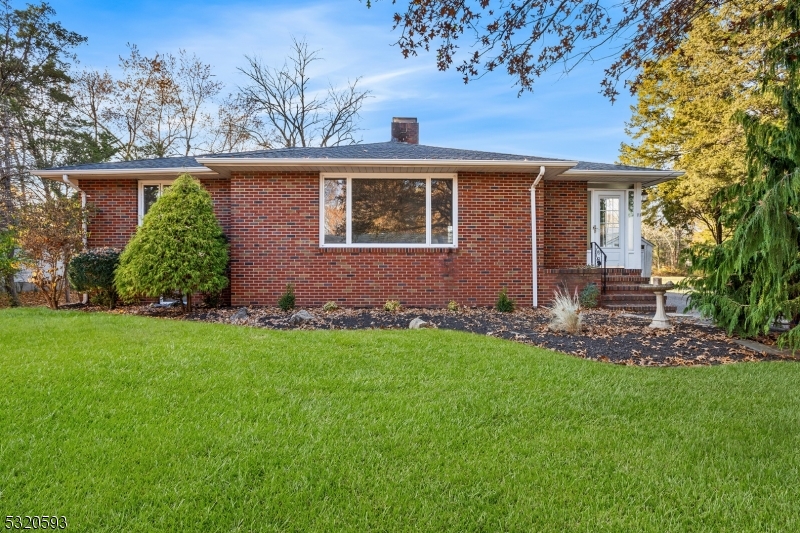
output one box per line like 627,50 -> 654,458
538,268 -> 603,307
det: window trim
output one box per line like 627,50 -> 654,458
319,172 -> 458,248
138,179 -> 175,225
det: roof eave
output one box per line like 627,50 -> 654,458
558,169 -> 684,186
34,167 -> 218,179
194,157 -> 578,167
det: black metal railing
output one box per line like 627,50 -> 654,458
589,242 -> 607,293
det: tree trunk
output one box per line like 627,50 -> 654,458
64,258 -> 71,303
186,292 -> 192,313
3,271 -> 19,306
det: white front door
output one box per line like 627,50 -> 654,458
591,191 -> 625,267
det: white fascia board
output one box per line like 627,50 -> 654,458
560,169 -> 683,186
34,167 -> 217,178
195,157 -> 578,169
560,169 -> 683,178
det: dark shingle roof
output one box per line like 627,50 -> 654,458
572,160 -> 665,172
200,142 -> 568,162
49,156 -> 204,172
42,142 -> 665,173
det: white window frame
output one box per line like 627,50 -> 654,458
138,179 -> 175,225
319,173 -> 458,248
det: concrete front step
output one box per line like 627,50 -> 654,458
605,303 -> 678,313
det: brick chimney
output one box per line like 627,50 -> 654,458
391,117 -> 419,144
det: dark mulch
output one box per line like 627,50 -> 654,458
81,303 -> 800,367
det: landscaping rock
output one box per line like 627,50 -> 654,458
230,307 -> 249,322
409,317 -> 435,329
289,310 -> 315,324
150,300 -> 182,309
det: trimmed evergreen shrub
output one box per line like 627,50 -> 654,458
115,174 -> 228,311
69,247 -> 121,308
323,301 -> 339,312
496,288 -> 515,313
579,282 -> 600,308
278,284 -> 295,311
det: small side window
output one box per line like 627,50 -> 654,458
138,181 -> 174,224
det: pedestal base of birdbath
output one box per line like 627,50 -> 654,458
640,278 -> 674,329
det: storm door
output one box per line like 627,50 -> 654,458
590,191 -> 625,267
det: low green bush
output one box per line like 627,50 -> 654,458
202,290 -> 223,308
278,284 -> 296,311
68,248 -> 121,308
496,288 -> 515,313
447,300 -> 459,312
323,301 -> 339,312
579,282 -> 600,308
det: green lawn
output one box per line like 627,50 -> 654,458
1,308 -> 799,532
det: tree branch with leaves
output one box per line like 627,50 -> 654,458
366,0 -> 782,99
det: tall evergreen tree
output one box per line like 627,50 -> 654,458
115,174 -> 228,312
620,1 -> 782,245
688,0 -> 800,348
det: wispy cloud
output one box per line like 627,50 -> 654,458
52,0 -> 636,162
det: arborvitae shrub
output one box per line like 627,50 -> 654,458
278,284 -> 296,311
114,174 -> 228,312
495,288 -> 515,313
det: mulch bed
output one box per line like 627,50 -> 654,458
68,303 -> 800,367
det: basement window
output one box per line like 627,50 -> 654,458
320,174 -> 457,247
138,180 -> 174,224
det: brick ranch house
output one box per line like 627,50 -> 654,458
35,118 -> 680,310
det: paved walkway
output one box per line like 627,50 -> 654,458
666,291 -> 703,318
629,291 -> 798,358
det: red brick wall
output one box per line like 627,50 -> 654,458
80,177 -> 230,248
81,172 -> 591,308
539,180 -> 588,269
80,179 -> 138,249
229,171 -> 547,308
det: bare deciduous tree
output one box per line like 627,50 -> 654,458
74,47 -> 224,159
206,94 -> 267,153
237,38 -> 371,148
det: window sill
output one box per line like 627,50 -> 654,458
319,245 -> 457,253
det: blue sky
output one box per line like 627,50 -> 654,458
47,0 -> 638,163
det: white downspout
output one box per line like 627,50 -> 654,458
531,166 -> 546,307
63,174 -> 88,304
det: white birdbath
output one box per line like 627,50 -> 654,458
639,277 -> 675,329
